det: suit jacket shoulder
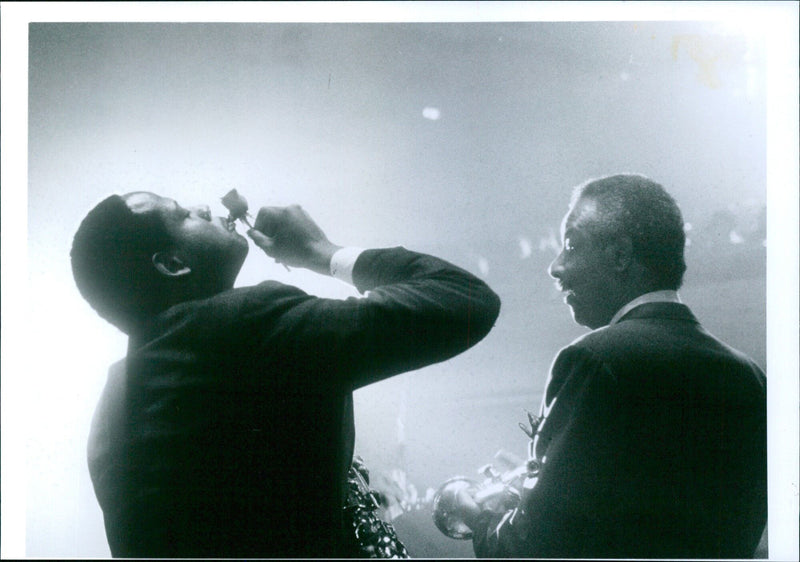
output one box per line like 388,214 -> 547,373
526,301 -> 768,559
559,302 -> 764,387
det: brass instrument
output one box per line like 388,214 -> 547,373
433,413 -> 543,540
432,454 -> 532,540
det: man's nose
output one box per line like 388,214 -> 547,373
190,205 -> 212,221
548,252 -> 564,279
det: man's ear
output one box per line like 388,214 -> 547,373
607,235 -> 634,272
152,251 -> 192,278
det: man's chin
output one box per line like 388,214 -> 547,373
569,308 -> 587,328
569,305 -> 602,330
224,243 -> 249,282
235,245 -> 249,269
233,234 -> 250,256
564,294 -> 583,321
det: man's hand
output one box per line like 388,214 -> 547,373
247,205 -> 342,275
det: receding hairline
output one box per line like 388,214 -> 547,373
561,196 -> 601,237
565,173 -> 687,289
566,173 -> 682,231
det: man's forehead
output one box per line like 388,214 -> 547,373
562,197 -> 599,234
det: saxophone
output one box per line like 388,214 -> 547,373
343,456 -> 410,558
432,412 -> 543,540
431,459 -> 530,539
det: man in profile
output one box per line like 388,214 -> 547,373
452,174 -> 766,559
71,192 -> 500,557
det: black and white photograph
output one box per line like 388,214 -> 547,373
2,1 -> 797,559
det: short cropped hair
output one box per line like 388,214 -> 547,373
71,194 -> 170,333
572,174 -> 687,290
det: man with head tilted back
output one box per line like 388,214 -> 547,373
72,191 -> 500,557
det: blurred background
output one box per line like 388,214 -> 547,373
22,19 -> 769,558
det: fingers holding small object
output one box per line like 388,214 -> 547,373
250,207 -> 287,268
252,206 -> 285,237
247,228 -> 291,271
221,191 -> 289,270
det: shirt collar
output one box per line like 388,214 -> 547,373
609,290 -> 682,325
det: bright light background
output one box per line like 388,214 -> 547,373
2,2 -> 797,559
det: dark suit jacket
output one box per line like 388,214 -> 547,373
472,302 -> 767,559
87,247 -> 500,558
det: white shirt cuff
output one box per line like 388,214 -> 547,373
329,247 -> 365,285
